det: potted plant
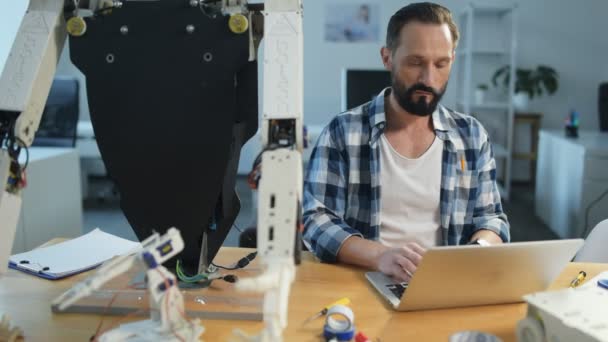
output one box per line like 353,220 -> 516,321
475,84 -> 488,104
491,65 -> 558,111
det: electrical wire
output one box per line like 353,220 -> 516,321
15,137 -> 29,171
198,0 -> 221,18
2,128 -> 29,192
251,143 -> 281,170
175,260 -> 209,283
248,144 -> 282,189
94,2 -> 122,16
94,6 -> 115,15
96,269 -> 190,342
210,223 -> 257,270
157,268 -> 186,342
211,251 -> 257,271
92,291 -> 120,340
209,264 -> 238,271
90,282 -> 147,341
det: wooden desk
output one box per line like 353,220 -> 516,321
0,247 -> 606,342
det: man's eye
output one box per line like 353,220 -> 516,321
436,61 -> 450,68
408,60 -> 422,66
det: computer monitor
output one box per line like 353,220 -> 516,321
68,3 -> 258,274
32,77 -> 79,148
341,68 -> 391,111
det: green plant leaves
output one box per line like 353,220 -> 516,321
490,64 -> 559,99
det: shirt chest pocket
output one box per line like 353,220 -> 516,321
455,169 -> 479,218
456,169 -> 479,191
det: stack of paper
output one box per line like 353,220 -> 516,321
8,228 -> 140,280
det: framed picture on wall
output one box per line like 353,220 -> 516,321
324,3 -> 380,43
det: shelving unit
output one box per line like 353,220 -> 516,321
455,2 -> 518,201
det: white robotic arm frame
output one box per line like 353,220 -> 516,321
235,1 -> 303,341
1,0 -> 303,340
0,0 -> 114,274
53,227 -> 205,341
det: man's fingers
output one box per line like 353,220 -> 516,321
396,246 -> 423,266
394,255 -> 416,277
390,266 -> 411,283
406,242 -> 427,256
406,249 -> 423,266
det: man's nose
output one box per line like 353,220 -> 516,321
419,64 -> 436,87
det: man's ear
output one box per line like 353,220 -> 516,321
380,46 -> 392,71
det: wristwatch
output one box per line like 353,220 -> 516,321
468,238 -> 491,246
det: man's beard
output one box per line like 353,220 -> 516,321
392,77 -> 446,117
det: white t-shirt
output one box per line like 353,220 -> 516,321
378,133 -> 443,248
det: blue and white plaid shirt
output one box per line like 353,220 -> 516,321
303,88 -> 510,262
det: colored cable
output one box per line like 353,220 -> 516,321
211,251 -> 257,271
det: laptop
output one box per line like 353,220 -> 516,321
366,239 -> 584,311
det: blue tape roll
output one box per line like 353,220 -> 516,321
323,323 -> 355,341
324,304 -> 355,341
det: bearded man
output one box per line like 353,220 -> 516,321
303,2 -> 510,282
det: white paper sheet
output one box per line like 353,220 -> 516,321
9,228 -> 140,279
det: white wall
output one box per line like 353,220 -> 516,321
304,0 -> 608,130
303,0 -> 608,181
0,0 -> 28,80
0,0 -> 89,121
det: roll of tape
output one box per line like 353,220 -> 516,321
449,331 -> 502,342
323,305 -> 355,341
516,317 -> 545,342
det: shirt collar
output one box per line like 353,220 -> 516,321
367,87 -> 453,145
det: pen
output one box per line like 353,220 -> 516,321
570,270 -> 586,288
460,156 -> 465,171
302,297 -> 351,325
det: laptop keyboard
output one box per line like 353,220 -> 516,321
386,282 -> 408,299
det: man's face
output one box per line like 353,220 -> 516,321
382,21 -> 455,116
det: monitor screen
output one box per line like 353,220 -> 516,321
32,77 -> 79,148
341,69 -> 391,111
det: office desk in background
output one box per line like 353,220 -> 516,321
12,148 -> 83,254
76,121 -> 108,200
536,129 -> 608,238
0,246 -> 606,341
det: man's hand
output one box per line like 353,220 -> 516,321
337,237 -> 426,282
375,242 -> 426,283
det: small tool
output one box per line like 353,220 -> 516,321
303,297 -> 351,325
570,270 -> 586,288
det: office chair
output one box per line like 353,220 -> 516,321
32,77 -> 80,147
574,219 -> 608,263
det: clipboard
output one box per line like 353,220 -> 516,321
8,228 -> 140,280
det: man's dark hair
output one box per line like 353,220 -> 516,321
386,2 -> 459,51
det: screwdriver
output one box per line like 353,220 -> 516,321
302,297 -> 351,325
